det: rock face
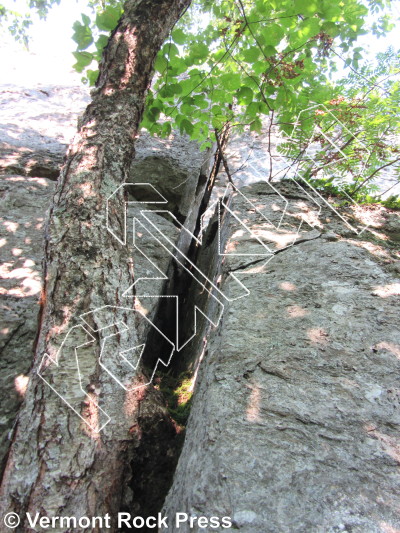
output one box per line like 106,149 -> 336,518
162,182 -> 400,532
0,176 -> 55,469
0,85 -> 90,470
1,84 -> 400,531
0,85 -> 90,179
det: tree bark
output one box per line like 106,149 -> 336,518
0,0 -> 191,529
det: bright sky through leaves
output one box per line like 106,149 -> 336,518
0,0 -> 398,85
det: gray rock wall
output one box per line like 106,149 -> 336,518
162,183 -> 400,532
0,176 -> 55,469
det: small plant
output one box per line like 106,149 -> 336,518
155,371 -> 194,427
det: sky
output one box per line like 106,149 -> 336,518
0,0 -> 90,85
0,0 -> 399,87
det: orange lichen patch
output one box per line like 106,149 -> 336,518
286,305 -> 308,318
299,210 -> 323,228
78,181 -> 96,198
246,383 -> 261,423
307,327 -> 329,345
372,283 -> 400,298
14,374 -> 29,397
120,31 -> 139,89
376,341 -> 400,360
368,229 -> 389,241
47,305 -> 77,338
280,281 -> 297,291
232,229 -> 245,239
349,203 -> 388,228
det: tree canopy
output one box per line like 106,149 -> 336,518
2,0 -> 399,205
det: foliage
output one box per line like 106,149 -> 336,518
0,0 -> 63,45
67,0 -> 400,202
141,0 -> 374,148
155,371 -> 194,427
281,45 -> 400,205
3,0 -> 399,204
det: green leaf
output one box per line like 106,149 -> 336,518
193,94 -> 209,109
264,45 -> 277,57
191,42 -> 209,61
95,35 -> 109,52
250,117 -> 262,133
237,86 -> 254,105
73,51 -> 93,73
179,118 -> 194,135
154,55 -> 168,73
95,6 -> 121,32
81,13 -> 90,26
220,73 -> 242,90
200,141 -> 212,151
87,69 -> 99,86
322,21 -> 340,37
242,47 -> 260,63
181,103 -> 196,114
162,42 -> 180,57
321,4 -> 342,21
262,23 -> 285,46
246,101 -> 259,117
297,17 -> 320,38
172,28 -> 186,45
295,0 -> 319,15
169,83 -> 183,95
72,21 -> 93,50
148,106 -> 162,121
161,122 -> 172,137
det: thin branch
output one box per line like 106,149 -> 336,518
235,0 -> 270,62
352,156 -> 400,194
221,35 -> 272,111
331,48 -> 392,98
214,127 -> 235,185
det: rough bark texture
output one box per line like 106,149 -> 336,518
162,181 -> 400,532
0,0 -> 191,529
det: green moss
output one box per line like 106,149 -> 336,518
155,371 -> 194,427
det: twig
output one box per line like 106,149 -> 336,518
214,126 -> 234,185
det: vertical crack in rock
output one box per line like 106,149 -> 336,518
161,182 -> 400,533
124,143 -> 232,527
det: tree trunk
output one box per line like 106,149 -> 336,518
0,0 -> 191,529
